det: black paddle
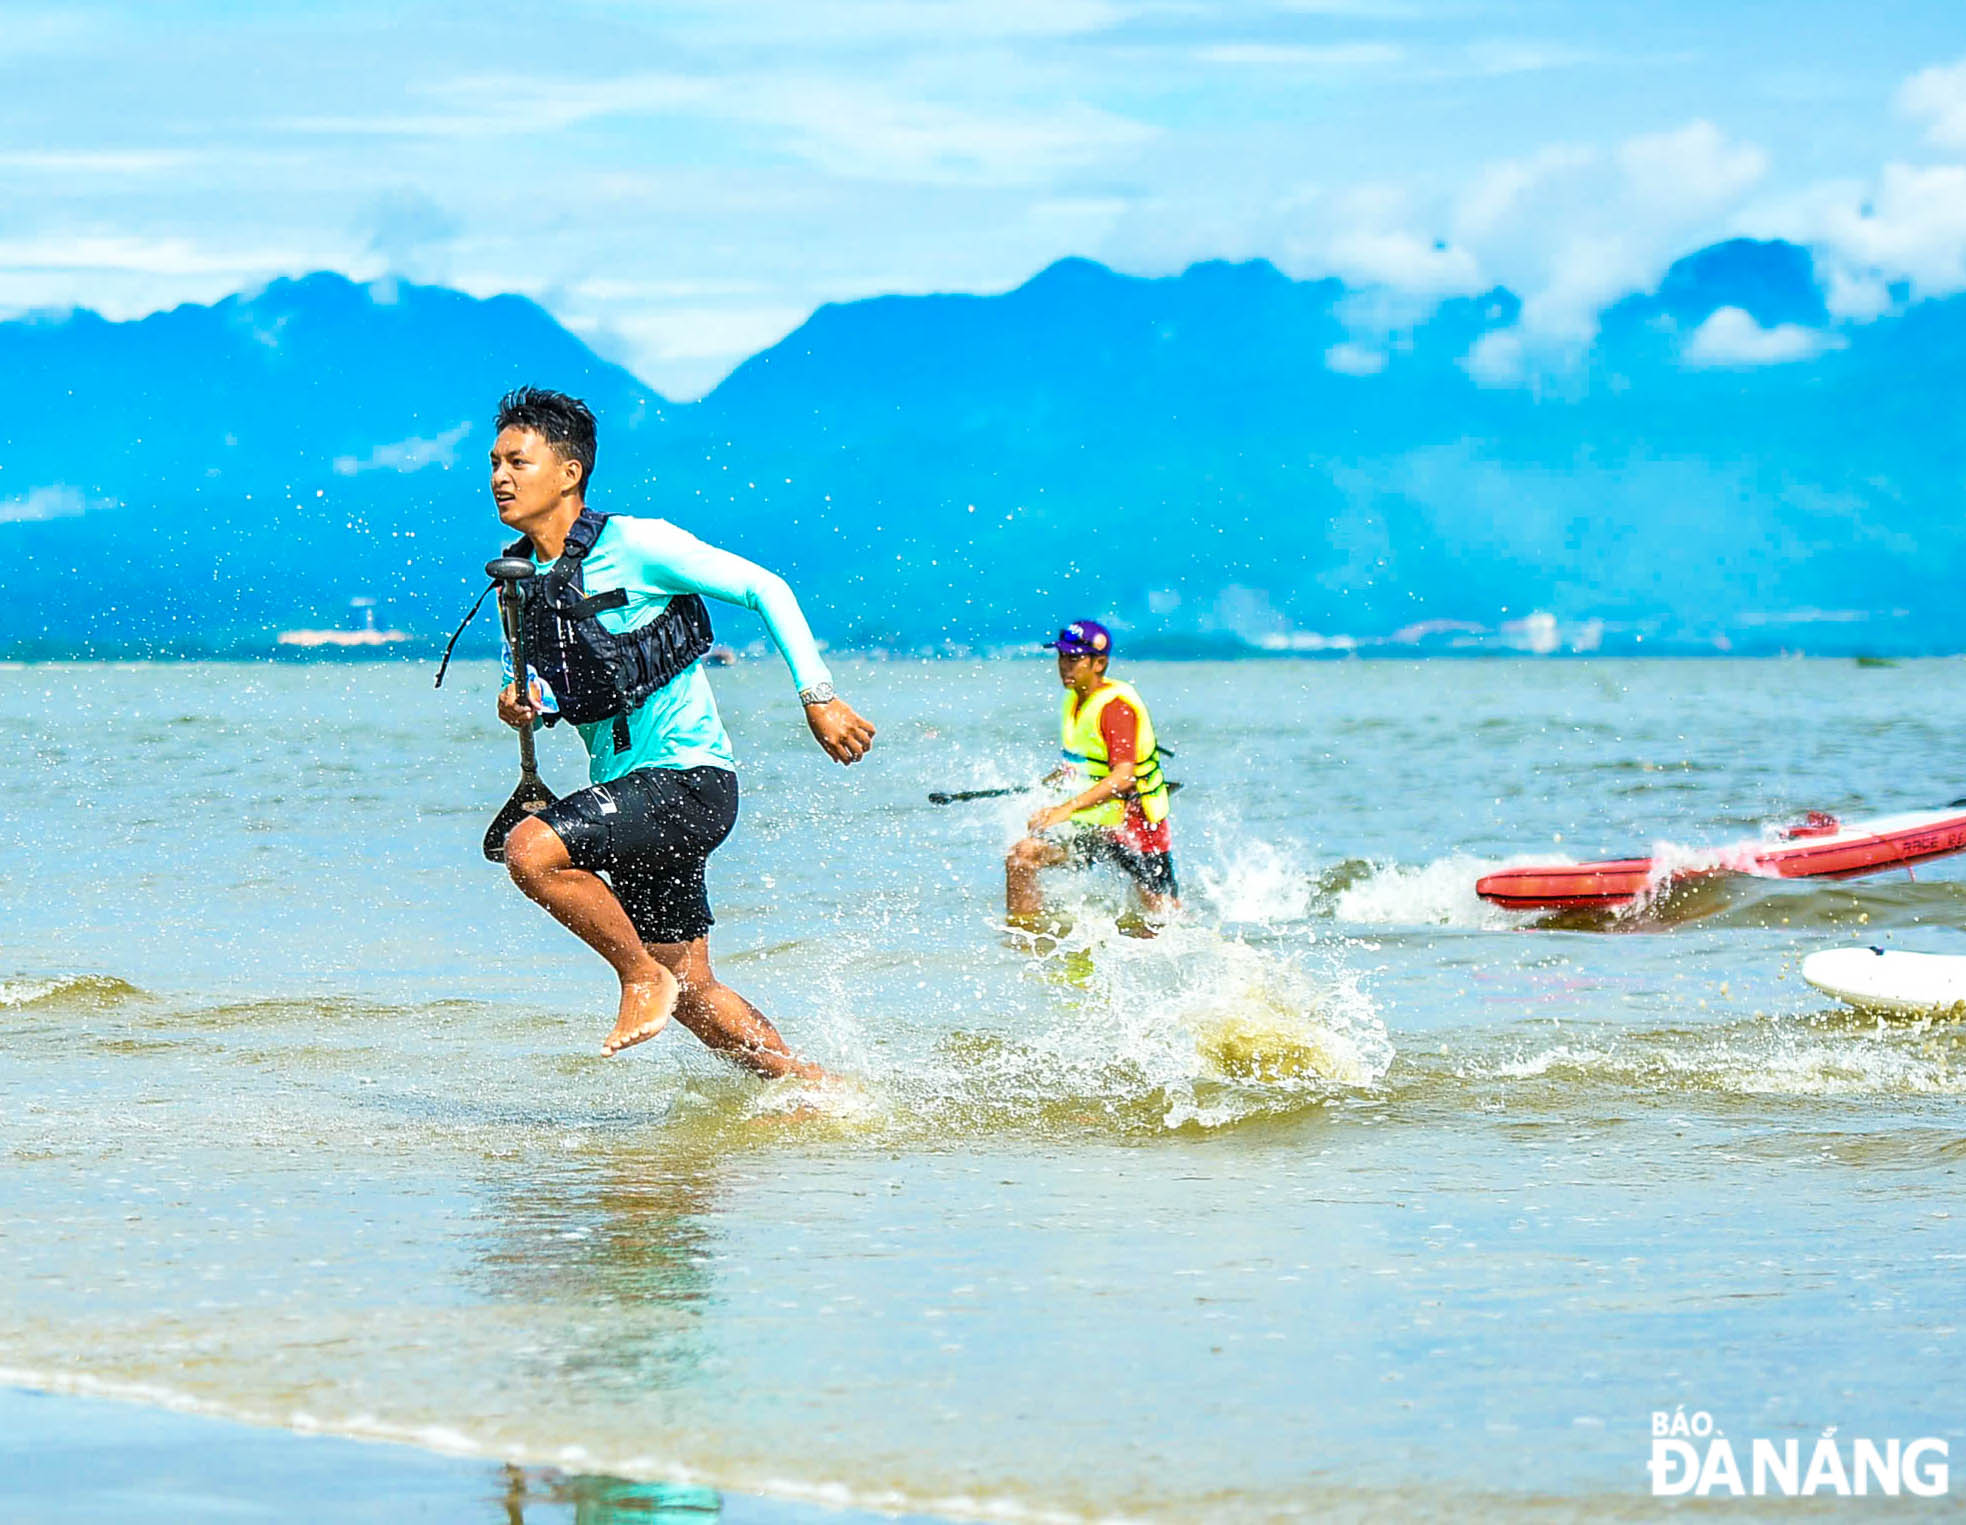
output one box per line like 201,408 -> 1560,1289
929,786 -> 1027,805
929,781 -> 1183,806
482,556 -> 557,862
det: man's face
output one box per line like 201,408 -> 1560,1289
490,426 -> 579,530
1057,651 -> 1102,688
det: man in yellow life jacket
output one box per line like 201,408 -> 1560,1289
1006,619 -> 1179,927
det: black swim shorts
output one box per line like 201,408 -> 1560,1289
1063,826 -> 1180,901
535,765 -> 739,944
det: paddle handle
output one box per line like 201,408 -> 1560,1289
516,703 -> 541,779
929,780 -> 1184,806
498,579 -> 544,782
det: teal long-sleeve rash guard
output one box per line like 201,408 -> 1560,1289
506,514 -> 834,785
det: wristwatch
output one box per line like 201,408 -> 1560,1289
799,682 -> 837,707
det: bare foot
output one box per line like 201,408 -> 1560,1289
743,1050 -> 831,1084
602,970 -> 679,1055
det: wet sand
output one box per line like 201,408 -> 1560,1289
0,1385 -> 939,1524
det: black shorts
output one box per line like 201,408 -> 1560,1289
1063,826 -> 1179,900
535,765 -> 738,944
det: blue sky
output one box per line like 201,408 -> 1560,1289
4,0 -> 1965,395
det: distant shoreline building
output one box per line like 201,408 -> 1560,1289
275,628 -> 409,648
277,595 -> 408,649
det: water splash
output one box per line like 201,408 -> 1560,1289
1415,1007 -> 1966,1105
1325,854 -> 1524,929
1193,835 -> 1317,924
0,974 -> 145,1009
902,916 -> 1394,1135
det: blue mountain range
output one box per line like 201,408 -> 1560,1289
2,238 -> 1958,657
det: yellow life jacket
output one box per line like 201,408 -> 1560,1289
1059,677 -> 1169,829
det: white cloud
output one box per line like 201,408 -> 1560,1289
1324,228 -> 1480,292
568,276 -> 768,302
0,150 -> 197,176
0,10 -> 100,64
0,484 -> 109,522
1271,120 -> 1770,385
1460,328 -> 1524,386
1820,263 -> 1892,322
1324,340 -> 1386,375
1805,162 -> 1966,300
332,421 -> 472,476
1454,143 -> 1593,240
312,68 -> 1155,190
1518,231 -> 1659,342
564,302 -> 814,398
1290,117 -> 1771,388
1683,306 -> 1841,367
281,72 -> 717,138
1026,195 -> 1134,241
671,0 -> 1129,44
1306,184 -> 1482,293
1196,43 -> 1403,67
756,85 -> 1155,186
1617,120 -> 1766,214
0,233 -> 319,278
1270,0 -> 1427,12
0,228 -> 379,349
1460,39 -> 1596,76
1899,54 -> 1966,151
589,305 -> 812,365
1729,54 -> 1966,324
1431,121 -> 1770,379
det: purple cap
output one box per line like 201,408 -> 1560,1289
1045,619 -> 1112,657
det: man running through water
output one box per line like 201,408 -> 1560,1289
1005,620 -> 1178,928
488,388 -> 874,1074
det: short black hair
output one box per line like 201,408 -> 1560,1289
495,387 -> 597,492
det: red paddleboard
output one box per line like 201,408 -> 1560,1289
1476,806 -> 1966,911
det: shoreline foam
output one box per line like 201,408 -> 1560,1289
0,1381 -> 952,1525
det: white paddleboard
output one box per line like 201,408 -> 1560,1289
1802,946 -> 1966,1016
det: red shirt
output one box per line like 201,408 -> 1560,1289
1097,695 -> 1172,855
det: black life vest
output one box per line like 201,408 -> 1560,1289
510,508 -> 714,753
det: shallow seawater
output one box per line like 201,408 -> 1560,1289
3,656 -> 1964,1519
